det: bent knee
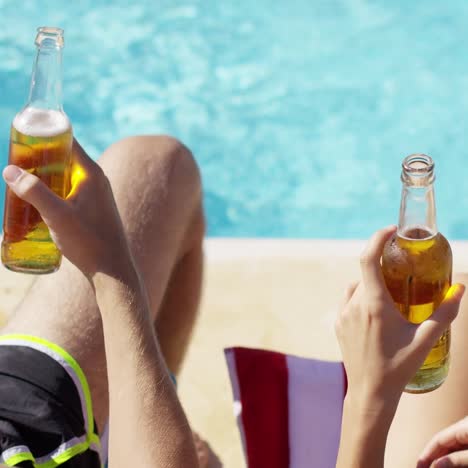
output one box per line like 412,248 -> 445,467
155,136 -> 206,246
99,134 -> 205,238
161,136 -> 202,204
100,135 -> 202,199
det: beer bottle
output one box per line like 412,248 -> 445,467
1,27 -> 72,274
382,154 -> 452,393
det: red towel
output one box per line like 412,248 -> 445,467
225,347 -> 347,468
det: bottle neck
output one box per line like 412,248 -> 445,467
28,44 -> 63,110
398,184 -> 437,238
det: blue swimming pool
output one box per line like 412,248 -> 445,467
1,1 -> 468,238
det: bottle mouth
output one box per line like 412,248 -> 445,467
401,153 -> 435,186
35,27 -> 64,48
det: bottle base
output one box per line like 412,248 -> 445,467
2,262 -> 60,275
404,358 -> 449,394
2,237 -> 62,275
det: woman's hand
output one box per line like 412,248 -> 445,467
335,226 -> 464,468
417,417 -> 468,468
336,225 -> 465,411
3,139 -> 134,279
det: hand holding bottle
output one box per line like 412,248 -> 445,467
2,27 -> 73,274
2,139 -> 135,280
382,154 -> 453,393
336,226 -> 464,410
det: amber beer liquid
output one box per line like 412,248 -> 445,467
382,154 -> 452,393
1,27 -> 72,274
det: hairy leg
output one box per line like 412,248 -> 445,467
2,135 -> 205,430
97,135 -> 205,374
384,272 -> 468,468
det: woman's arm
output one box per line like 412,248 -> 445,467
337,394 -> 398,468
2,139 -> 198,468
335,226 -> 464,468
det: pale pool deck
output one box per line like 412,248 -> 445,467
1,239 -> 468,467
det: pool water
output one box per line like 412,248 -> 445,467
1,0 -> 468,238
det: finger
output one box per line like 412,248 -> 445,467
415,284 -> 465,353
432,449 -> 468,467
360,225 -> 397,291
341,281 -> 359,307
418,417 -> 468,466
68,139 -> 101,199
3,165 -> 67,222
337,282 -> 360,326
72,138 -> 99,172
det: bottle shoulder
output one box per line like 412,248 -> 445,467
13,106 -> 72,138
382,231 -> 452,264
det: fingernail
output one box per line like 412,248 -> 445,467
3,165 -> 22,183
448,283 -> 465,300
434,459 -> 449,468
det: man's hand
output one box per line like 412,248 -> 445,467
3,139 -> 200,467
3,139 -> 134,279
336,225 -> 464,411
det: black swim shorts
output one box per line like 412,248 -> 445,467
0,334 -> 104,467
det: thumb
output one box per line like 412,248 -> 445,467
3,165 -> 67,222
415,284 -> 465,348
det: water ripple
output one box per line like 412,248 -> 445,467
1,0 -> 468,238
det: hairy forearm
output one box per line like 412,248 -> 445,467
92,268 -> 198,468
336,394 -> 398,468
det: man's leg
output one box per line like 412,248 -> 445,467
2,135 -> 204,430
98,135 -> 205,375
384,272 -> 468,467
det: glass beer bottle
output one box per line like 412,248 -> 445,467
382,154 -> 452,393
1,27 -> 72,274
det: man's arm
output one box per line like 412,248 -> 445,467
2,139 -> 199,467
93,267 -> 197,468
